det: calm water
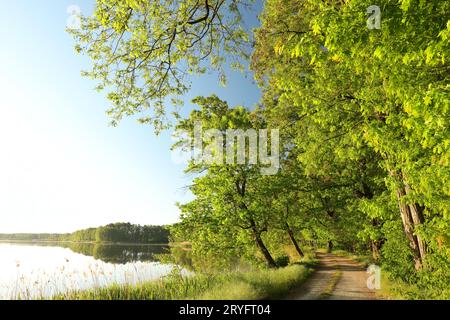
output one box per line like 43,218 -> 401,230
0,242 -> 180,299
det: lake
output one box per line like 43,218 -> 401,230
0,242 -> 181,299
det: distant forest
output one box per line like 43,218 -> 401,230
0,223 -> 169,244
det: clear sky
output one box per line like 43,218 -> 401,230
0,1 -> 262,233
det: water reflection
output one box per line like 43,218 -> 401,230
0,242 -> 176,299
7,242 -> 169,264
61,242 -> 168,264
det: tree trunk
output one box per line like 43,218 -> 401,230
246,215 -> 276,268
371,240 -> 383,261
327,240 -> 333,253
396,186 -> 426,269
390,169 -> 426,270
286,223 -> 304,258
405,183 -> 427,262
252,228 -> 277,268
370,219 -> 384,261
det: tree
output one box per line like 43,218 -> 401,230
71,0 -> 450,297
70,0 -> 253,130
173,95 -> 279,267
252,0 -> 449,274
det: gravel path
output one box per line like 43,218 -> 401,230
287,253 -> 378,300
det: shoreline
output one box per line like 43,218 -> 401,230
0,239 -> 171,246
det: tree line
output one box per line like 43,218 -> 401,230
0,223 -> 170,244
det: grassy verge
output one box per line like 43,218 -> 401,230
377,271 -> 431,300
53,263 -> 313,300
377,272 -> 403,300
378,271 -> 450,300
318,270 -> 342,299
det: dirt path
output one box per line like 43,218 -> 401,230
287,253 -> 378,300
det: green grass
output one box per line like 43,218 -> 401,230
318,270 -> 342,299
197,264 -> 312,300
377,271 -> 430,300
378,271 -> 450,300
53,264 -> 312,300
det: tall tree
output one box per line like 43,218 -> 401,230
70,0 -> 253,130
252,0 -> 449,271
173,95 -> 278,267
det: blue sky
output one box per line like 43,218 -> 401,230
0,1 -> 262,233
